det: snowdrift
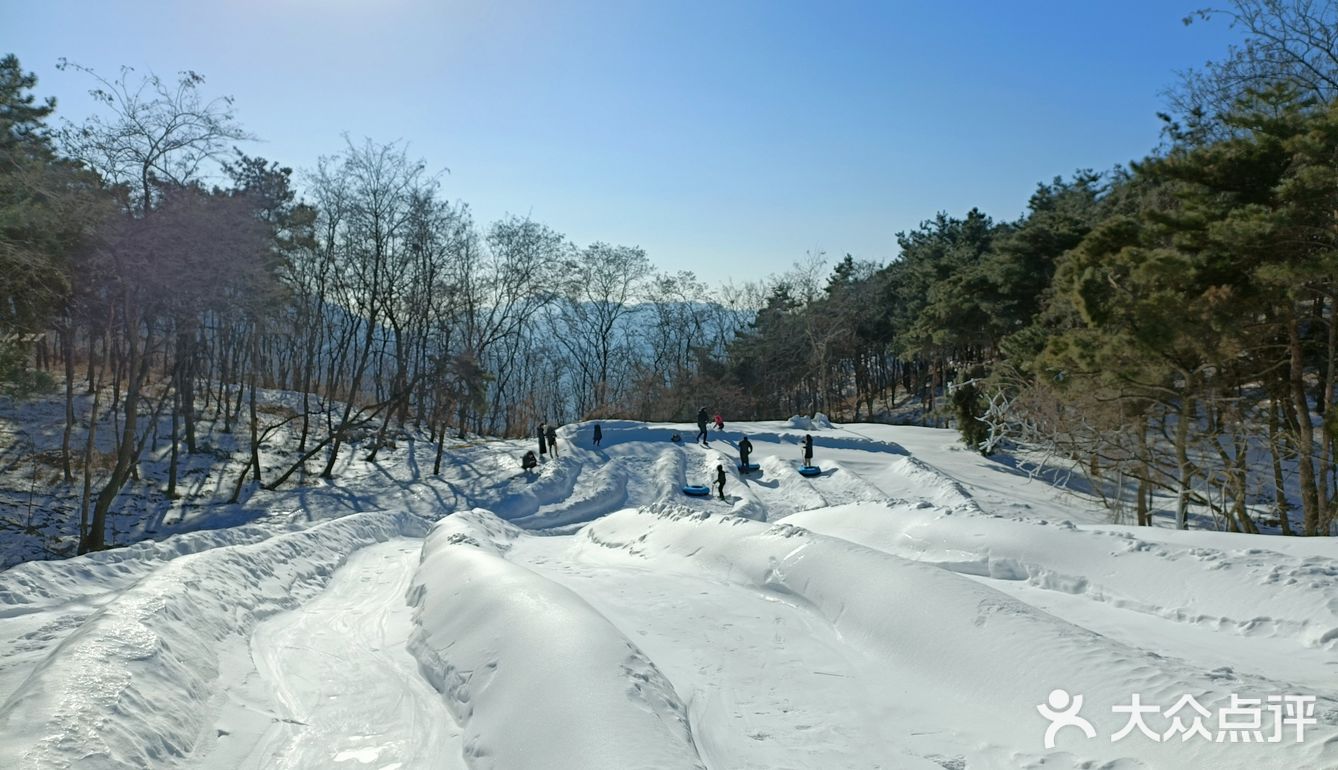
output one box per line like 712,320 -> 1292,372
3,418 -> 1335,769
573,504 -> 1338,768
788,501 -> 1338,651
406,511 -> 705,770
0,511 -> 428,769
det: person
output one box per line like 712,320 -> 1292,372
546,423 -> 559,457
593,423 -> 603,447
802,433 -> 814,466
521,450 -> 538,471
696,406 -> 709,445
715,464 -> 727,500
537,422 -> 548,460
714,413 -> 724,432
739,436 -> 753,467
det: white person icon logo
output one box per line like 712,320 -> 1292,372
1037,688 -> 1097,749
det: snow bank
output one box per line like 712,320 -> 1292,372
574,504 -> 1338,768
0,510 -> 429,769
407,511 -> 704,770
783,413 -> 834,430
790,501 -> 1338,651
876,455 -> 980,511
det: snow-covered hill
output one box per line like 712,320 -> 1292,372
0,420 -> 1334,769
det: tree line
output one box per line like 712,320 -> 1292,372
1,1 -> 1334,549
704,1 -> 1338,536
0,56 -> 759,554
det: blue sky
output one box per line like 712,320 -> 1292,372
5,0 -> 1242,282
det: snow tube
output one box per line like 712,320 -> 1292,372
797,464 -> 822,477
737,462 -> 760,473
681,484 -> 711,497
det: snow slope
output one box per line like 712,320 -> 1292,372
1,418 -> 1335,769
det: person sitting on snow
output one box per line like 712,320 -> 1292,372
714,412 -> 725,432
521,450 -> 538,471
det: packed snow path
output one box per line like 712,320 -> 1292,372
1,420 -> 1335,768
508,533 -> 928,770
204,539 -> 465,769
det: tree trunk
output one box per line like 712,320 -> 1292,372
1287,313 -> 1322,535
1270,397 -> 1295,535
60,324 -> 75,483
85,311 -> 154,553
1175,391 -> 1194,530
1136,422 -> 1151,526
1321,289 -> 1336,527
166,374 -> 180,499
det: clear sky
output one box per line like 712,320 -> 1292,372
4,0 -> 1243,282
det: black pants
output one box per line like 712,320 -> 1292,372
696,426 -> 708,443
715,480 -> 725,499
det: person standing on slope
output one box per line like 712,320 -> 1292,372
802,433 -> 814,466
715,464 -> 727,500
593,423 -> 603,447
537,422 -> 548,461
546,423 -> 559,457
696,406 -> 709,445
738,436 -> 753,468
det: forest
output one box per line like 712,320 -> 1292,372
1,0 -> 1335,551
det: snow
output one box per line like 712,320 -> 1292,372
1,418 -> 1335,768
783,413 -> 834,430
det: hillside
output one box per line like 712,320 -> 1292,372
0,417 -> 1334,768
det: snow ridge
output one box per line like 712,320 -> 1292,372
406,512 -> 705,770
0,510 -> 428,769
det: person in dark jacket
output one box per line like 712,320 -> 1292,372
521,450 -> 538,471
738,436 -> 753,467
546,424 -> 559,457
696,407 -> 709,445
538,423 -> 548,460
715,464 -> 727,500
802,434 -> 814,466
593,423 -> 603,447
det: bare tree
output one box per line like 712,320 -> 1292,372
57,61 -> 251,216
553,242 -> 650,416
1175,1 -> 1338,127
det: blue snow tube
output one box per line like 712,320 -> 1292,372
682,484 -> 711,497
797,464 -> 822,477
737,462 -> 760,473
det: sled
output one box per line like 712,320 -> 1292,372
797,464 -> 822,477
681,484 -> 712,497
737,462 -> 760,473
